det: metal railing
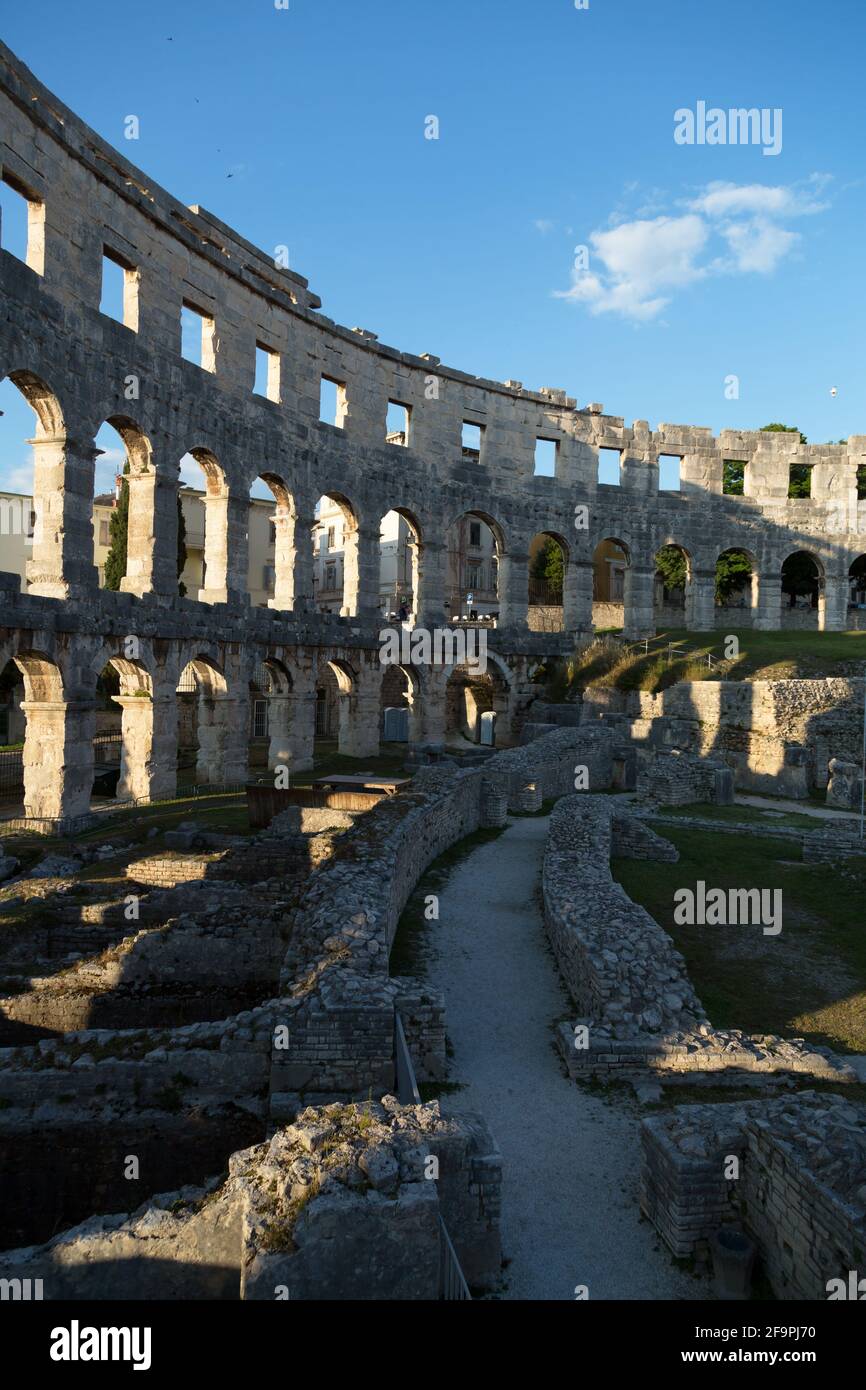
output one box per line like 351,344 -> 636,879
394,1010 -> 472,1301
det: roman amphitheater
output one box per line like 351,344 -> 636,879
1,42 -> 865,1303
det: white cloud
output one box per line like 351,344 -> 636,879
556,178 -> 830,320
533,219 -> 556,234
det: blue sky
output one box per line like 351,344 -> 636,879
1,0 -> 865,497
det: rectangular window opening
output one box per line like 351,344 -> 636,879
598,447 -> 622,486
534,438 -> 558,478
319,376 -> 347,428
723,459 -> 746,496
100,249 -> 139,330
254,343 -> 280,402
462,421 -> 484,461
788,463 -> 812,499
658,454 -> 682,492
468,521 -> 482,548
387,401 -> 410,447
181,300 -> 216,371
856,465 -> 866,502
0,174 -> 44,274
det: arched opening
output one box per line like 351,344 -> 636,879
849,556 -> 866,618
380,664 -> 420,744
715,548 -> 757,622
653,544 -> 691,626
446,512 -> 501,623
92,656 -> 157,804
312,494 -> 357,615
314,658 -> 357,755
781,551 -> 823,629
179,449 -> 231,603
379,508 -> 421,624
175,657 -> 229,788
255,657 -> 295,771
445,661 -> 509,747
0,372 -> 68,597
248,474 -> 297,610
92,418 -> 154,591
528,532 -> 566,633
592,537 -> 630,631
0,652 -> 92,827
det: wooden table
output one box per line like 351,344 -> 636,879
311,774 -> 411,796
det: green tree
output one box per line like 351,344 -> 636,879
102,465 -> 129,590
760,422 -> 807,444
715,550 -> 753,604
530,537 -> 564,594
654,544 -> 687,592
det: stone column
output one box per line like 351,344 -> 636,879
754,573 -> 782,631
563,558 -> 593,637
20,699 -> 95,829
112,693 -> 178,802
26,438 -> 98,599
686,569 -> 716,631
415,539 -> 447,627
421,669 -> 448,745
821,575 -> 849,631
343,524 -> 381,620
198,491 -> 249,606
496,550 -> 529,630
623,565 -> 655,638
286,511 -> 317,615
121,469 -> 179,599
196,695 -> 250,784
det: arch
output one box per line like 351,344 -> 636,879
445,658 -> 510,748
249,471 -> 299,611
92,416 -> 156,589
181,448 -> 243,605
5,369 -> 65,438
446,510 -> 504,622
378,506 -> 422,624
528,530 -> 568,633
380,662 -> 421,743
592,536 -> 631,631
0,372 -> 69,597
715,547 -> 758,618
653,543 -> 692,625
312,491 -> 360,615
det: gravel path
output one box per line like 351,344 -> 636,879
424,814 -> 705,1301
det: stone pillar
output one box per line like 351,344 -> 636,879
198,491 -> 249,606
686,570 -> 716,631
266,684 -> 316,774
563,558 -> 594,637
755,573 -> 782,631
269,508 -> 301,613
497,551 -> 529,630
288,511 -> 317,615
20,699 -> 95,829
421,669 -> 448,745
337,667 -> 382,758
343,524 -> 381,620
415,539 -> 447,627
821,575 -> 849,631
623,565 -> 655,639
26,438 -> 98,599
196,695 -> 250,784
112,693 -> 178,802
121,470 -> 179,599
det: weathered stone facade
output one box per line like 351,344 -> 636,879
1,42 -> 865,827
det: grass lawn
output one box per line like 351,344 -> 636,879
612,826 -> 866,1054
656,803 -> 830,832
571,627 -> 866,692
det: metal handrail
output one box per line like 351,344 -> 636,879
394,1010 -> 422,1105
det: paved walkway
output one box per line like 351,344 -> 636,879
424,815 -> 704,1301
735,793 -> 861,822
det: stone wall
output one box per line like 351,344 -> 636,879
641,1093 -> 866,1300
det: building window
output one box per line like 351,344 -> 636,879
469,521 -> 482,548
598,448 -> 622,485
534,438 -> 558,477
320,376 -> 347,427
254,343 -> 281,402
0,173 -> 45,274
327,526 -> 336,550
181,300 -> 217,371
100,248 -> 139,330
263,565 -> 275,595
462,421 -> 483,461
386,400 -> 410,446
658,455 -> 682,491
325,563 -> 337,590
789,464 -> 812,498
723,460 -> 746,496
252,699 -> 268,738
268,521 -> 276,546
99,520 -> 109,546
